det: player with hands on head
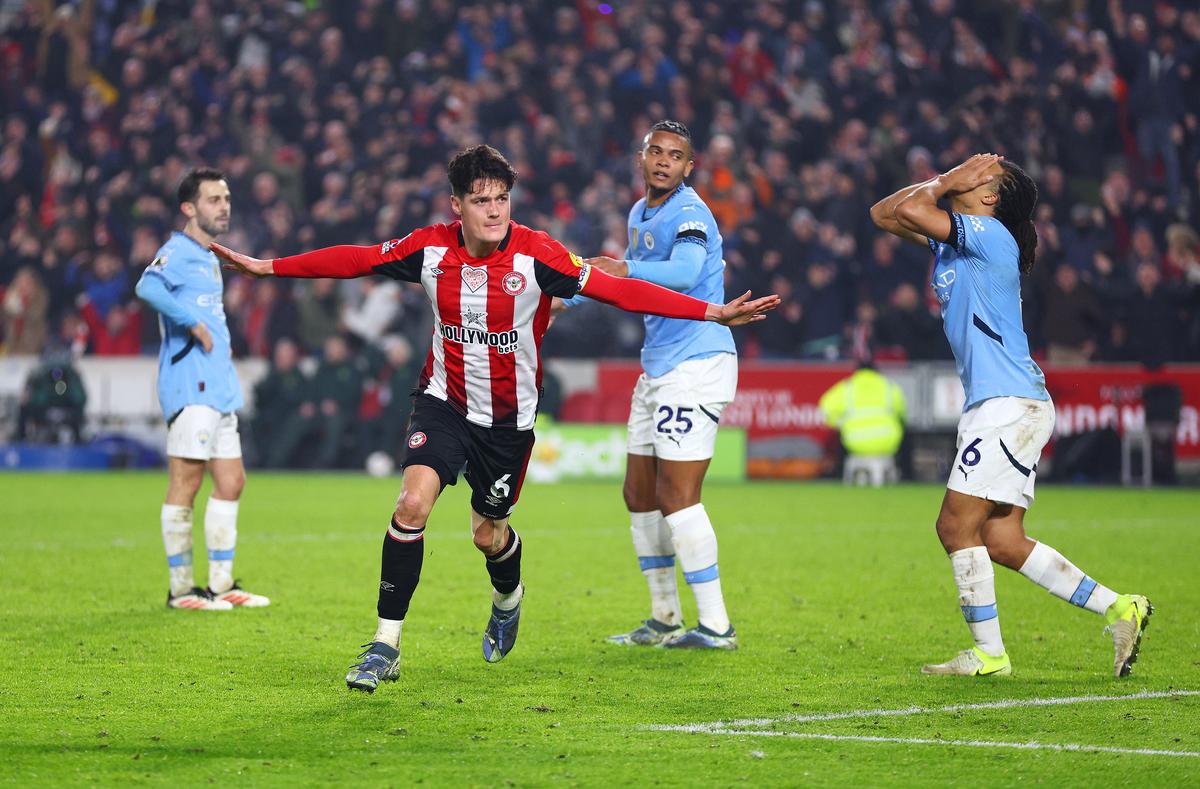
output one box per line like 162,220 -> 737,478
870,153 -> 1151,678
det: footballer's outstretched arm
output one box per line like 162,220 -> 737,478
578,265 -> 779,326
212,236 -> 426,282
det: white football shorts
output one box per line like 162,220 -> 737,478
946,396 -> 1055,509
627,352 -> 738,462
167,405 -> 242,461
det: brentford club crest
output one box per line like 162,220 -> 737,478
502,271 -> 526,296
408,431 -> 427,449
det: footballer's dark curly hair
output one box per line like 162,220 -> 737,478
644,119 -> 693,159
447,144 -> 517,197
993,160 -> 1039,274
177,167 -> 226,205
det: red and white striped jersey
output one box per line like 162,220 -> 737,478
284,221 -> 585,430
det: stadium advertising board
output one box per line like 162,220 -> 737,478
526,419 -> 746,483
574,362 -> 1200,478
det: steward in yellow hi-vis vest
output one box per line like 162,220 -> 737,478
818,365 -> 907,457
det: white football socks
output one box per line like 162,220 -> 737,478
949,546 -> 1005,657
493,583 -> 524,612
630,510 -> 683,626
1018,541 -> 1118,615
204,497 -> 239,594
161,504 -> 194,596
667,503 -> 730,634
374,618 -> 403,648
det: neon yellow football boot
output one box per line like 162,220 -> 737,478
1105,594 -> 1153,678
922,646 -> 1012,676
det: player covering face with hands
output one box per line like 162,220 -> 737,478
213,144 -> 778,693
871,153 -> 1151,678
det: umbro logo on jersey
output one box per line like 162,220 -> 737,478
462,265 -> 488,292
969,216 -> 986,232
430,267 -> 444,277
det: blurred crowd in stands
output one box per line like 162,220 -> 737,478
3,0 -> 1200,381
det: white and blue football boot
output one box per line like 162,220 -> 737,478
663,623 -> 738,650
482,584 -> 524,663
345,641 -> 400,692
607,619 -> 686,646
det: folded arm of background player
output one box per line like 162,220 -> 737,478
557,225 -> 706,311
135,257 -> 215,352
210,235 -> 778,326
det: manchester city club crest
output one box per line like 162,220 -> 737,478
502,271 -> 526,296
643,231 -> 655,250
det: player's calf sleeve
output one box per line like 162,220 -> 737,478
161,504 -> 194,596
1018,541 -> 1118,615
485,528 -> 522,607
666,504 -> 730,634
204,497 -> 238,594
378,517 -> 425,621
949,546 -> 1005,656
630,510 -> 682,626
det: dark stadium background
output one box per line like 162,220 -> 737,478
1,0 -> 1198,480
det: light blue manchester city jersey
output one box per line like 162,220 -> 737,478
136,231 -> 243,420
929,213 -> 1048,410
626,185 -> 736,377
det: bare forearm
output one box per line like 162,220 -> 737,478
896,177 -> 950,213
870,178 -> 938,226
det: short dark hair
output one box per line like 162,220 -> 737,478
178,167 -> 227,205
447,145 -> 517,198
646,119 -> 693,158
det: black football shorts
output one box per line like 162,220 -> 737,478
401,394 -> 535,520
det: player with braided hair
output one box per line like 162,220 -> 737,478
870,154 -> 1151,678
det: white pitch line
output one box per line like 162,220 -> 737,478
648,689 -> 1200,734
701,730 -> 1200,759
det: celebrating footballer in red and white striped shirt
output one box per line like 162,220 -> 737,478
212,144 -> 778,693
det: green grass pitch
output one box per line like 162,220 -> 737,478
1,472 -> 1197,787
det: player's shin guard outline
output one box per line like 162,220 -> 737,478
161,504 -> 194,596
1018,541 -> 1119,615
667,503 -> 730,634
486,528 -> 522,601
631,510 -> 682,626
379,517 -> 425,621
950,546 -> 1004,657
204,497 -> 238,594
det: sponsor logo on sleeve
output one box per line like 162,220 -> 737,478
568,252 -> 584,268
